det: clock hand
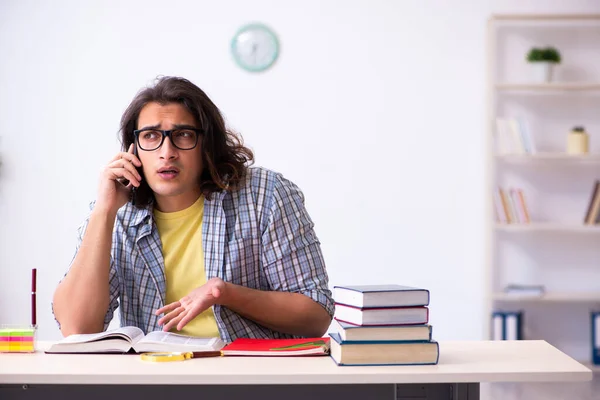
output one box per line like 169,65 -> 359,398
251,43 -> 258,64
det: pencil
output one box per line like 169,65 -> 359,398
31,268 -> 37,327
192,351 -> 222,358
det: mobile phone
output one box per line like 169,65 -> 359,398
131,145 -> 139,205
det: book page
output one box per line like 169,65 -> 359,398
58,326 -> 144,344
121,326 -> 145,344
139,331 -> 220,347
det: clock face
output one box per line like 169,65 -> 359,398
231,23 -> 279,72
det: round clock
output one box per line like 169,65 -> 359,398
231,23 -> 279,72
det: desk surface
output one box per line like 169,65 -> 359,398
0,340 -> 592,385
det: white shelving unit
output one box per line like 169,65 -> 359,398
486,14 -> 600,394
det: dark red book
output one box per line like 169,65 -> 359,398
221,337 -> 330,356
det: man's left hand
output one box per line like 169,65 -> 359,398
155,277 -> 226,332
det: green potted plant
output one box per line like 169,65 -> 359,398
526,47 -> 561,82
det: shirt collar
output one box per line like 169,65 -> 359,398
129,201 -> 154,227
127,190 -> 228,226
126,188 -> 229,226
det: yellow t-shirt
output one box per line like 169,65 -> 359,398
153,196 -> 220,338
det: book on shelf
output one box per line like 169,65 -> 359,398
491,311 -> 523,341
591,312 -> 600,365
332,319 -> 432,342
584,180 -> 600,225
332,284 -> 430,308
495,117 -> 536,155
334,304 -> 429,326
328,333 -> 439,366
491,312 -> 503,340
45,326 -> 225,354
495,187 -> 530,224
221,337 -> 330,356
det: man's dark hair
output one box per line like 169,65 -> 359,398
120,76 -> 254,205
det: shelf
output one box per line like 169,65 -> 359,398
489,14 -> 600,30
494,223 -> 600,233
495,153 -> 600,163
495,82 -> 600,92
493,292 -> 600,303
491,14 -> 600,22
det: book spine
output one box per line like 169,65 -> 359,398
499,188 -> 513,224
584,181 -> 600,224
491,311 -> 523,340
587,182 -> 600,225
505,312 -> 522,340
508,118 -> 526,154
517,189 -> 531,223
491,312 -> 505,340
494,189 -> 507,223
510,188 -> 524,223
592,311 -> 600,365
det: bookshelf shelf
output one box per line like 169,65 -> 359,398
495,153 -> 600,163
494,223 -> 600,233
495,82 -> 600,91
491,14 -> 600,22
493,292 -> 600,303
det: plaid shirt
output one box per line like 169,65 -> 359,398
57,167 -> 334,342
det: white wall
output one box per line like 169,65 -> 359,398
0,0 -> 597,343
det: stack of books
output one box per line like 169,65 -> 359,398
329,284 -> 439,366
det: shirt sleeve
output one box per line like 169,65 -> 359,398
260,173 -> 335,319
52,202 -> 120,332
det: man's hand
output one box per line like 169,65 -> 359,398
95,144 -> 142,214
155,277 -> 226,332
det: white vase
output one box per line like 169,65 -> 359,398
567,131 -> 589,154
531,62 -> 554,83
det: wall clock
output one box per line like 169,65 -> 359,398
231,23 -> 279,72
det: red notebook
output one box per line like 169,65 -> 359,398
221,337 -> 330,356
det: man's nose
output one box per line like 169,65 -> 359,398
158,135 -> 178,159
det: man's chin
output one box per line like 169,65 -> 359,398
148,184 -> 185,198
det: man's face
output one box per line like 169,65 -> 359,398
136,102 -> 203,210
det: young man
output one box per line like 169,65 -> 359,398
52,77 -> 334,342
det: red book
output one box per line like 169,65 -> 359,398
221,337 -> 330,356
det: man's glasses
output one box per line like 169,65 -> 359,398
133,128 -> 203,151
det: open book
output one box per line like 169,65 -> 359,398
46,326 -> 225,354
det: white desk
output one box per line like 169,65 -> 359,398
0,340 -> 592,400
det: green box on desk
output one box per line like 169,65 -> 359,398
0,325 -> 37,353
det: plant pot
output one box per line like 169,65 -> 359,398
567,130 -> 589,155
531,61 -> 554,83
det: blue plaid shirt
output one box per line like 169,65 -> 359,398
57,167 -> 334,342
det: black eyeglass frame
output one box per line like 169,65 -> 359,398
133,128 -> 203,151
